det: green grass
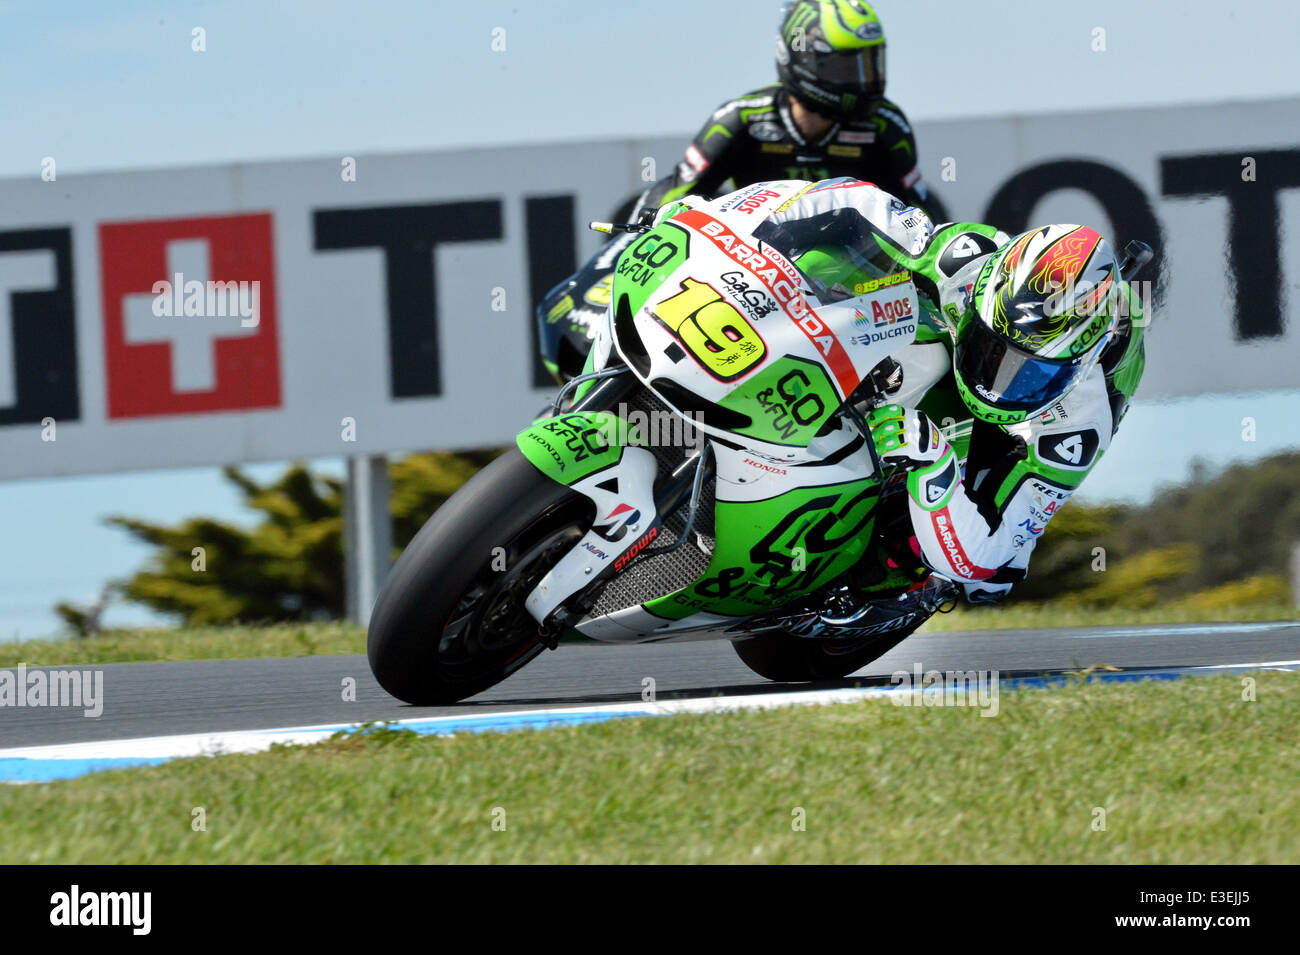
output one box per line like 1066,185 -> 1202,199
1,671 -> 1295,863
0,621 -> 365,668
918,600 -> 1300,633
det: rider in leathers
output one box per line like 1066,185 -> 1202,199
539,0 -> 934,381
659,178 -> 1147,604
640,0 -> 932,215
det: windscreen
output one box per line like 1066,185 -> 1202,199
754,208 -> 906,304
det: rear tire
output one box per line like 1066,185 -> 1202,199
730,624 -> 922,682
368,449 -> 591,705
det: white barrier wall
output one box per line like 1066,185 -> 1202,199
1,97 -> 1297,480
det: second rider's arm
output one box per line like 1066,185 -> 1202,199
638,99 -> 747,212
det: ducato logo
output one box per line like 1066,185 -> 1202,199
850,290 -> 917,347
850,322 -> 913,347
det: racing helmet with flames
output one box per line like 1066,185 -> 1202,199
954,224 -> 1123,424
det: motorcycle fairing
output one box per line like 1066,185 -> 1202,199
612,197 -> 920,462
522,441 -> 660,623
516,410 -> 640,486
571,425 -> 886,642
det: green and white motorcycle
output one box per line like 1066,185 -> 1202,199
368,182 -> 958,705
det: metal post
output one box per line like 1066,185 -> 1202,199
344,454 -> 392,626
1290,542 -> 1300,609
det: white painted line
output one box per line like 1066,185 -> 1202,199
2,658 -> 1296,783
0,689 -> 892,763
1068,622 -> 1300,639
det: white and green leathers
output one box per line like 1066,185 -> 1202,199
848,194 -> 1146,600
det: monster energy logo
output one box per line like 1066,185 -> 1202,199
784,4 -> 817,45
546,295 -> 574,323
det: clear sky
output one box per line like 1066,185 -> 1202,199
2,0 -> 1299,640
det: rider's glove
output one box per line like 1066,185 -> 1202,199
652,193 -> 704,226
866,404 -> 948,471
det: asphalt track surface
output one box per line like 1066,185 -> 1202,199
3,621 -> 1298,749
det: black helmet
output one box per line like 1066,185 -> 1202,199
776,0 -> 887,120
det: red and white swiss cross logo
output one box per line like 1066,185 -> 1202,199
99,213 -> 281,419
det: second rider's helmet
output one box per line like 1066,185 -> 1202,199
776,0 -> 888,120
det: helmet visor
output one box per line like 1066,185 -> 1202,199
800,46 -> 885,97
956,319 -> 1084,414
825,46 -> 884,90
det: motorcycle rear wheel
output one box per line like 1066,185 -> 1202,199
730,624 -> 922,682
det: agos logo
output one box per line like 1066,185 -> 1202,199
872,295 -> 913,325
735,189 -> 782,215
849,290 -> 917,347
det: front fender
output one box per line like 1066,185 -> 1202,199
516,411 -> 640,487
516,411 -> 662,622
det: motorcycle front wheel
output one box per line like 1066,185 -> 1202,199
367,449 -> 592,705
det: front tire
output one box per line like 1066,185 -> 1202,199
368,449 -> 591,705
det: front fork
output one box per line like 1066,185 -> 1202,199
519,364 -> 712,633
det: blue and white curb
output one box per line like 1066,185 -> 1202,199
2,658 -> 1297,784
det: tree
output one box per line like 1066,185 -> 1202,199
54,582 -> 121,638
68,447 -> 1300,626
96,451 -> 499,627
1009,451 -> 1300,606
